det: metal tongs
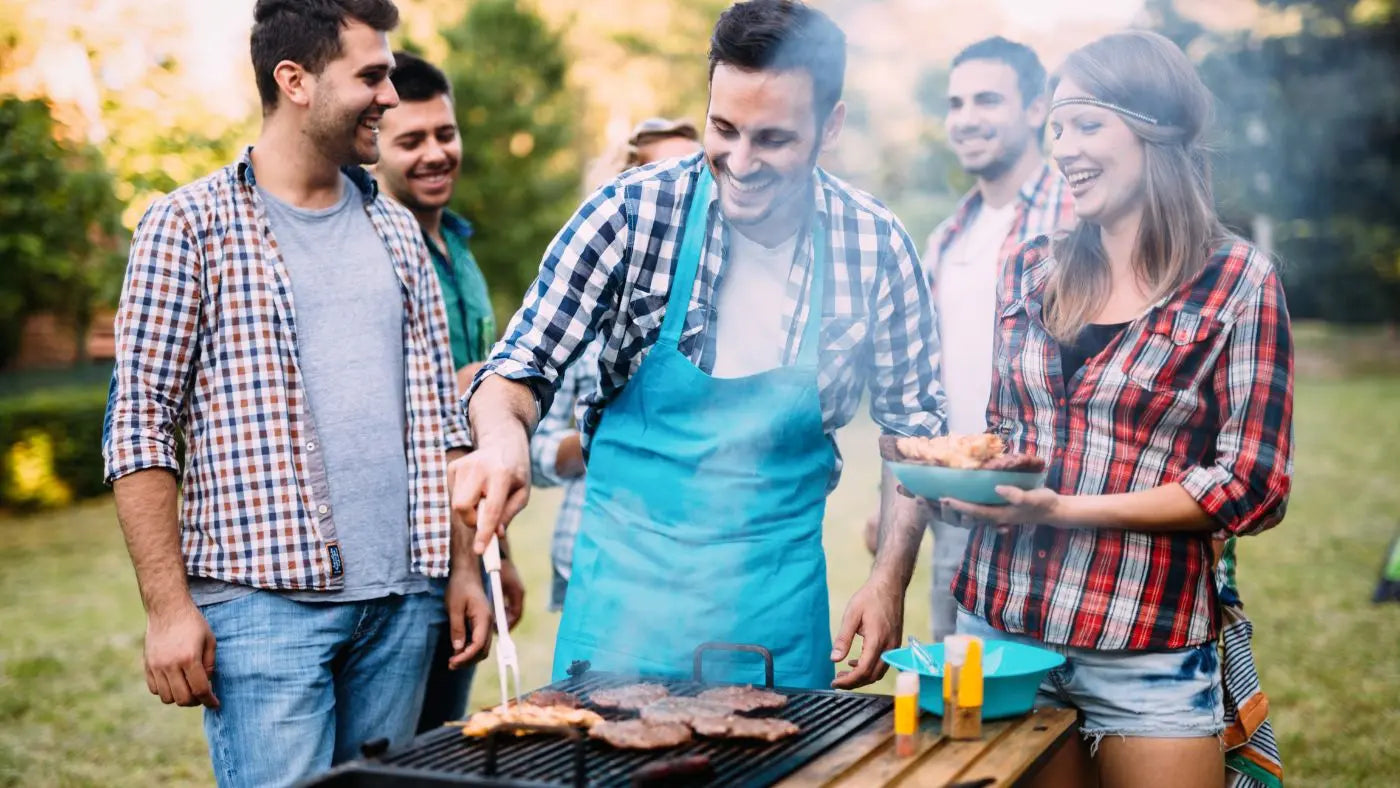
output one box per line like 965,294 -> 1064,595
480,503 -> 521,709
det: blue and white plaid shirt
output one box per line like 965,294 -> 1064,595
529,341 -> 599,610
474,154 -> 948,484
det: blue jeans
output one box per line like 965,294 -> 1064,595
956,608 -> 1224,744
199,591 -> 439,788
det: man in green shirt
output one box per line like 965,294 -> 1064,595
378,50 -> 522,729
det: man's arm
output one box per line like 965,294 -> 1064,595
106,199 -> 216,709
831,220 -> 947,689
450,181 -> 631,553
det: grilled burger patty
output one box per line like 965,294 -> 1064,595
695,685 -> 789,712
589,719 -> 694,750
637,698 -> 734,725
588,683 -> 671,710
690,715 -> 801,742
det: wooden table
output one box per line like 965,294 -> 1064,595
778,707 -> 1077,788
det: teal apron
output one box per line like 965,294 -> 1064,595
551,168 -> 836,689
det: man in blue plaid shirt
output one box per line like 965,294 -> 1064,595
452,0 -> 947,689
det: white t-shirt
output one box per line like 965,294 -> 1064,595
711,227 -> 800,378
936,201 -> 1018,434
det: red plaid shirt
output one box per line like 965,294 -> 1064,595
953,236 -> 1294,650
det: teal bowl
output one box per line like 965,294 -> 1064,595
881,641 -> 1065,719
888,462 -> 1047,505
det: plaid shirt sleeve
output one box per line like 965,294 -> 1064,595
867,217 -> 947,438
529,348 -> 584,487
103,199 -> 202,483
471,185 -> 630,412
1178,269 -> 1293,537
413,233 -> 472,452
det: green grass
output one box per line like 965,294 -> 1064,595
2,324 -> 1398,786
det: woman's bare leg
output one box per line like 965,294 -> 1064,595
1095,736 -> 1223,788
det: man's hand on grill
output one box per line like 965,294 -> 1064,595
448,428 -> 532,556
446,568 -> 494,669
144,600 -> 219,709
829,575 -> 903,689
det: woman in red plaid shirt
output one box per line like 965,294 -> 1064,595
936,31 -> 1293,788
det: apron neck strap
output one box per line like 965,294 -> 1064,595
659,167 -> 714,347
660,166 -> 826,366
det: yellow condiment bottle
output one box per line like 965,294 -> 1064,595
894,670 -> 920,757
954,637 -> 984,740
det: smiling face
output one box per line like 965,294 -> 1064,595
1049,77 -> 1146,229
376,94 -> 460,212
302,19 -> 398,166
703,64 -> 843,244
945,59 -> 1043,180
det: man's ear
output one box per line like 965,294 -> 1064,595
820,100 -> 846,155
1025,94 -> 1049,138
273,60 -> 313,110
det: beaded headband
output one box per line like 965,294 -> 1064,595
1050,97 -> 1160,126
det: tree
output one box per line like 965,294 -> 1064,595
432,0 -> 584,325
0,96 -> 124,367
1148,0 -> 1400,322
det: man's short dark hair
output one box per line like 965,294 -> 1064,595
250,0 -> 400,113
390,50 -> 452,103
951,36 -> 1047,107
708,0 -> 846,122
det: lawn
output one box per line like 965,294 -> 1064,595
2,325 -> 1398,786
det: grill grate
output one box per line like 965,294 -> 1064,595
304,672 -> 892,787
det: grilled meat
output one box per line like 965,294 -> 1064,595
895,434 -> 1006,468
695,685 -> 789,713
638,697 -> 734,725
524,690 -> 581,708
690,715 -> 801,742
979,452 -> 1046,472
589,719 -> 693,750
457,704 -> 603,737
588,683 -> 671,710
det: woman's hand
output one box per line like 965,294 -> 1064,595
942,486 -> 1065,527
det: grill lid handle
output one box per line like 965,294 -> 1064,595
692,642 -> 775,688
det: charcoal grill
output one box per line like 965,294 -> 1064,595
302,643 -> 892,788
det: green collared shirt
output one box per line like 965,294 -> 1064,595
426,211 -> 495,369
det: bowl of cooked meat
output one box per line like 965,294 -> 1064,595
885,433 -> 1048,505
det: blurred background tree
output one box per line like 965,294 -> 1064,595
430,0 -> 583,322
0,97 -> 123,368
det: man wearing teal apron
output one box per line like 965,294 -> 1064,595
449,0 -> 948,690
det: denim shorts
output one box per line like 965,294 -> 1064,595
956,608 -> 1224,743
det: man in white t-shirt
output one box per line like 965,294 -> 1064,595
867,37 -> 1073,642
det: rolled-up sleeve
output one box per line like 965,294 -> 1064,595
103,200 -> 202,483
469,183 -> 630,417
867,219 -> 947,438
1178,270 -> 1293,537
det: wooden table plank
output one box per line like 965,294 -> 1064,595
899,709 -> 1077,787
947,709 -> 1078,787
778,706 -> 1077,788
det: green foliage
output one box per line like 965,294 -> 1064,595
0,384 -> 110,511
435,0 -> 584,325
0,96 -> 125,366
1147,0 -> 1400,322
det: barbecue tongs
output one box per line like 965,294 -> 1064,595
480,503 -> 522,709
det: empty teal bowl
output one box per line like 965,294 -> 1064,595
881,640 -> 1066,719
888,462 -> 1047,505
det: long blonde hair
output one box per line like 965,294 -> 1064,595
1044,31 -> 1229,342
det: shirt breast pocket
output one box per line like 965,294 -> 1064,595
626,286 -> 708,352
1121,308 -> 1225,392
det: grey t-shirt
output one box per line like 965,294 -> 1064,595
189,174 -> 424,606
